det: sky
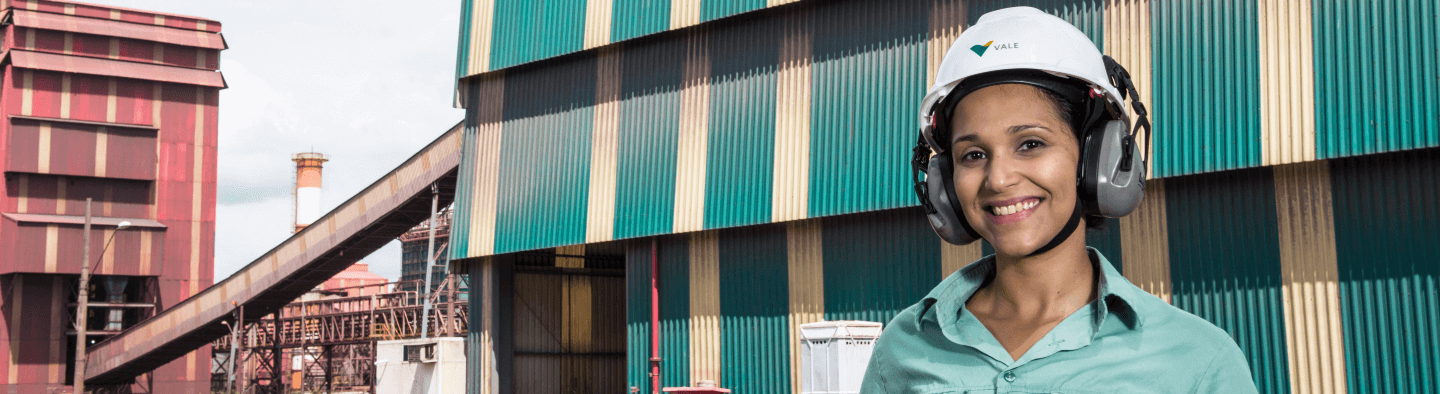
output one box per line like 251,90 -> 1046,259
97,0 -> 466,280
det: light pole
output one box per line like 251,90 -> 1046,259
73,197 -> 131,394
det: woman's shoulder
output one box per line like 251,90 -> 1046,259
1122,287 -> 1248,354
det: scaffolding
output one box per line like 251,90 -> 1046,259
211,275 -> 467,394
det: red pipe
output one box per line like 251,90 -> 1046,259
650,237 -> 661,393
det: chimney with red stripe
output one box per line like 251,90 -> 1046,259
292,152 -> 328,233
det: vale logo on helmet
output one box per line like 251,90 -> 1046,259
970,40 -> 1020,57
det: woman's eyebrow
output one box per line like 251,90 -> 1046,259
952,124 -> 1053,145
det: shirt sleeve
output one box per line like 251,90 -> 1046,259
1190,342 -> 1260,394
859,339 -> 891,394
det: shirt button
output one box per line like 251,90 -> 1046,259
1003,371 -> 1017,382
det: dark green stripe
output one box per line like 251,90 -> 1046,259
616,40 -> 684,239
626,242 -> 654,394
1165,168 -> 1289,394
704,19 -> 779,229
822,207 -> 941,325
612,0 -> 671,43
718,225 -> 790,394
658,236 -> 691,388
490,0 -> 588,70
701,0 -> 764,23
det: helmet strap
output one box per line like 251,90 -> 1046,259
1026,198 -> 1082,257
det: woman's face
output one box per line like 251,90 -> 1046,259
949,84 -> 1081,257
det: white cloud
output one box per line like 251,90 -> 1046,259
100,0 -> 465,280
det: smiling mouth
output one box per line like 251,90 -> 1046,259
988,198 -> 1040,217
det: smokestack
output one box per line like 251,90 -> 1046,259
292,152 -> 328,233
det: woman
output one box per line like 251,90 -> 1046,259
861,7 -> 1258,393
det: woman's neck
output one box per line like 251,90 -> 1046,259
975,230 -> 1095,319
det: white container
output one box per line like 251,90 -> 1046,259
375,337 -> 466,394
799,320 -> 883,394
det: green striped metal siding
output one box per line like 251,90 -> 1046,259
717,225 -> 791,394
966,0 -> 1105,48
1152,0 -> 1262,177
613,0 -> 672,43
704,21 -> 779,229
808,0 -> 927,218
626,242 -> 655,393
1330,149 -> 1440,393
821,207 -> 940,324
701,0 -> 766,23
658,237 -> 692,388
1314,0 -> 1440,159
616,40 -> 685,239
1165,168 -> 1289,394
452,95 -> 479,259
454,0 -> 476,83
490,0 -> 589,71
496,57 -> 596,254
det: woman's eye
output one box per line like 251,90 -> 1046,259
1019,140 -> 1046,151
960,151 -> 986,162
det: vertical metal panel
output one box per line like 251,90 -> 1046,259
670,0 -> 704,29
466,258 -> 508,394
1152,0 -> 1261,178
673,31 -> 711,234
613,0 -> 671,43
808,0 -> 927,218
928,0 -> 967,89
495,56 -> 595,254
1118,179 -> 1171,302
626,241 -> 653,393
771,8 -> 812,223
1258,0 -> 1316,166
489,0 -> 588,71
588,49 -> 623,243
1329,148 -> 1440,394
717,224 -> 789,394
703,18 -> 777,229
1104,0 -> 1154,177
821,207 -> 939,325
458,74 -> 506,258
615,39 -> 684,239
1272,161 -> 1347,394
940,238 -> 982,279
463,0 -> 498,76
687,231 -> 722,384
701,0 -> 764,23
785,219 -> 823,393
658,236 -> 692,387
1166,168 -> 1290,394
585,0 -> 616,49
1313,0 -> 1439,159
1085,221 -> 1123,272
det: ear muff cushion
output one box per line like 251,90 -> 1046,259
1081,120 -> 1146,217
926,155 -> 981,245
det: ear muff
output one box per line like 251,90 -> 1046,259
925,153 -> 982,245
1079,119 -> 1146,217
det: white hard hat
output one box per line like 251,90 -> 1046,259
919,6 -> 1129,146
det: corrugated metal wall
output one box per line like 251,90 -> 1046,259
821,209 -> 938,324
1330,149 -> 1440,394
703,20 -> 779,229
615,39 -> 684,239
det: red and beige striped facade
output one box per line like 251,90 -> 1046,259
0,0 -> 224,392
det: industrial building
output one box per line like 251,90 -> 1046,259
399,207 -> 469,299
0,0 -> 225,392
446,1 -> 1439,394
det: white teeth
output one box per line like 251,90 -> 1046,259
991,200 -> 1038,216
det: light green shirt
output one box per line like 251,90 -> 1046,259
861,248 -> 1259,394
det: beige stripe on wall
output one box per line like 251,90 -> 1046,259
1104,0 -> 1155,177
1273,161 -> 1347,394
22,69 -> 34,116
940,241 -> 982,279
674,31 -> 711,233
588,49 -> 622,243
1118,179 -> 1170,302
1258,0 -> 1316,166
468,75 -> 506,257
17,175 -> 29,213
44,225 -> 59,273
670,0 -> 702,30
786,220 -> 824,394
557,244 -> 586,268
772,12 -> 813,223
584,0 -> 614,50
151,83 -> 163,220
140,230 -> 153,274
688,231 -> 721,384
96,126 -> 109,178
191,86 -> 206,296
469,0 -> 498,75
927,0 -> 967,88
60,74 -> 72,118
101,228 -> 116,275
107,79 -> 118,122
55,177 -> 66,215
108,38 -> 120,60
37,122 -> 51,174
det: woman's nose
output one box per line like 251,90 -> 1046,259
983,154 -> 1021,192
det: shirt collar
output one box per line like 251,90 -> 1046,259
917,247 -> 1145,335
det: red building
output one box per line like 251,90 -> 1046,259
0,0 -> 224,392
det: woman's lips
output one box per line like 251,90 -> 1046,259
986,197 -> 1041,225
